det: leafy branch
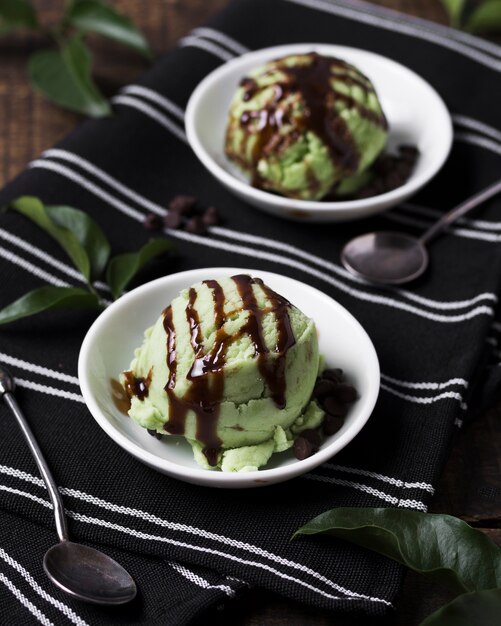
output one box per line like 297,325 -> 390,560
0,196 -> 173,325
440,0 -> 501,32
294,507 -> 501,625
0,0 -> 152,116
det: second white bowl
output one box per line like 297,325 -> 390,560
186,43 -> 452,223
78,268 -> 380,488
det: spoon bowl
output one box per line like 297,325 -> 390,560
0,366 -> 137,605
44,542 -> 137,605
341,232 -> 428,285
341,179 -> 501,285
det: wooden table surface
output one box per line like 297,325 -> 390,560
1,1 -> 500,625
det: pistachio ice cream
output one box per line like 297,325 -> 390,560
122,275 -> 324,472
225,52 -> 388,200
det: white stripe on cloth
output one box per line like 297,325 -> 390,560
381,383 -> 467,410
210,225 -> 497,310
0,464 -> 418,604
0,548 -> 88,626
15,378 -> 85,404
0,480 -> 393,607
383,211 -> 501,243
0,484 -> 52,508
345,0 -> 501,58
455,131 -> 501,157
0,352 -> 79,386
191,27 -> 250,55
67,510 -> 393,606
39,146 -> 499,313
380,374 -> 468,391
0,246 -> 69,288
0,459 -> 434,497
402,203 -> 501,233
111,96 -> 188,144
28,160 -> 145,222
0,228 -> 110,294
179,36 -> 235,62
303,474 -> 427,511
170,228 -> 495,323
322,464 -> 434,493
285,0 -> 501,72
42,150 -> 167,217
171,4 -> 501,71
119,86 -> 185,121
167,561 -> 236,597
453,114 -> 501,144
27,157 -> 497,323
0,573 -> 54,626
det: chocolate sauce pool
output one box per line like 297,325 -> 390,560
233,52 -> 387,192
157,275 -> 296,465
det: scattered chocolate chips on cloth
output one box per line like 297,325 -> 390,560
2,0 -> 501,624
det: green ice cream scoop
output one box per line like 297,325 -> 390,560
122,275 -> 324,472
225,52 -> 388,200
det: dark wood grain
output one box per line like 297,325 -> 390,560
1,1 -> 500,625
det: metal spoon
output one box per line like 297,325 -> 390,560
341,179 -> 501,285
0,366 -> 137,605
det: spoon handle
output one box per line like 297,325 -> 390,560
3,393 -> 69,542
419,179 -> 501,245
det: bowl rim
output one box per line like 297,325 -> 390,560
78,267 -> 380,487
185,42 -> 453,214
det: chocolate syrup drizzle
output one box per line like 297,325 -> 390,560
229,52 -> 387,193
110,378 -> 131,415
122,369 -> 152,401
162,276 -> 296,466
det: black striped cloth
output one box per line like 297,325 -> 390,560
1,0 -> 501,624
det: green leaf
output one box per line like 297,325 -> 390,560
106,239 -> 173,300
294,507 -> 501,595
45,205 -> 110,279
0,0 -> 37,35
8,196 -> 91,281
440,0 -> 467,27
420,588 -> 501,626
66,0 -> 153,59
465,1 -> 501,33
28,33 -> 111,117
0,286 -> 100,325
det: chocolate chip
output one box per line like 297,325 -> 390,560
322,368 -> 344,383
169,195 -> 196,215
323,414 -> 344,436
185,216 -> 206,234
164,211 -> 182,229
384,171 -> 405,191
399,145 -> 419,163
293,436 -> 317,460
373,155 -> 395,177
355,186 -> 377,199
314,379 -> 338,400
335,383 -> 358,403
143,213 -> 163,231
299,429 -> 322,447
147,429 -> 163,440
323,396 -> 347,417
202,206 -> 220,226
371,178 -> 386,194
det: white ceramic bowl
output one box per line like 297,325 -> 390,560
185,43 -> 452,223
78,268 -> 380,488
